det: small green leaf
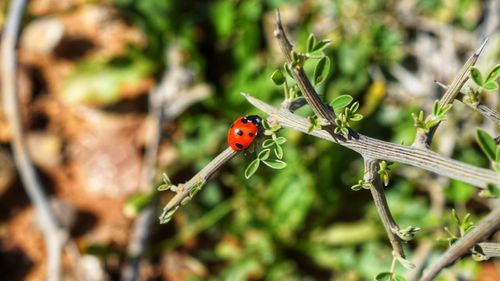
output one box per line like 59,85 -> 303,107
262,139 -> 275,148
340,127 -> 349,136
350,184 -> 362,191
330,95 -> 353,112
258,149 -> 271,160
440,104 -> 452,116
157,183 -> 172,191
349,113 -> 363,121
350,101 -> 359,113
274,144 -> 283,159
482,81 -> 499,91
424,118 -> 440,130
262,159 -> 287,169
271,69 -> 286,85
181,196 -> 191,205
432,100 -> 440,116
485,64 -> 500,83
476,129 -> 496,160
470,67 -> 483,86
312,39 -> 332,52
274,136 -> 287,145
306,33 -> 316,53
375,272 -> 391,281
245,159 -> 260,179
313,56 -> 331,85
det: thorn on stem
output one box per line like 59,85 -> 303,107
474,38 -> 489,57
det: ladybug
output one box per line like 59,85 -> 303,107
227,115 -> 262,151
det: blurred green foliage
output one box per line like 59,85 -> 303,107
61,0 -> 494,279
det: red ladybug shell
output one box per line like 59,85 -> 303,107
227,115 -> 261,151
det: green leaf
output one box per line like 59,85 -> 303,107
274,144 -> 283,159
313,56 -> 331,85
258,149 -> 271,161
312,39 -> 332,52
485,64 -> 500,83
340,127 -> 349,136
274,136 -> 287,145
432,100 -> 440,116
350,113 -> 363,122
482,81 -> 499,91
476,129 -> 496,160
262,159 -> 287,169
157,183 -> 172,191
271,69 -> 286,85
470,67 -> 483,86
375,272 -> 391,281
245,159 -> 260,179
262,139 -> 275,148
350,184 -> 362,191
330,95 -> 353,112
306,33 -> 316,53
350,101 -> 359,113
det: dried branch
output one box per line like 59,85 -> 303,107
159,147 -> 238,223
273,10 -> 405,261
435,81 -> 500,125
274,10 -> 337,135
0,1 -> 66,280
419,207 -> 500,281
244,94 -> 500,188
363,158 -> 405,258
414,39 -> 489,148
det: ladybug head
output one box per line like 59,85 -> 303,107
245,115 -> 263,130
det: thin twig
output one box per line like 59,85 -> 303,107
435,81 -> 500,125
1,1 -> 66,280
273,10 -> 405,261
274,10 -> 338,135
159,147 -> 238,223
419,207 -> 500,281
244,93 -> 500,188
364,158 -> 406,258
414,39 -> 489,148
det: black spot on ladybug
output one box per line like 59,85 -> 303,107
248,132 -> 254,137
235,129 -> 243,136
240,118 -> 248,124
235,143 -> 244,149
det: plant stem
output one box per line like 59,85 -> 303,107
414,39 -> 488,148
244,93 -> 500,188
159,147 -> 238,222
364,158 -> 405,259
